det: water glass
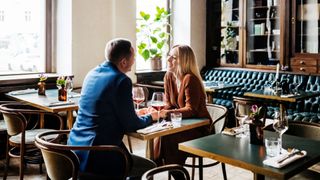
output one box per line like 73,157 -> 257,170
265,137 -> 280,157
171,112 -> 182,127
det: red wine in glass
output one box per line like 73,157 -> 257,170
132,87 -> 145,110
151,102 -> 165,111
151,92 -> 165,124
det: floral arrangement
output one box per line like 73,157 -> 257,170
249,104 -> 265,126
38,73 -> 47,82
56,76 -> 66,86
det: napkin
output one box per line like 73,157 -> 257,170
280,94 -> 296,98
263,150 -> 307,168
9,89 -> 37,95
69,94 -> 81,98
46,101 -> 75,107
137,122 -> 173,134
222,127 -> 245,136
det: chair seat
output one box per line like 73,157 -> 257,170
9,129 -> 54,145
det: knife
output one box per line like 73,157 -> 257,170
277,150 -> 302,163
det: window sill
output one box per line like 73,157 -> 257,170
0,73 -> 72,93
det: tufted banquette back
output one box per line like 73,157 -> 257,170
201,68 -> 320,123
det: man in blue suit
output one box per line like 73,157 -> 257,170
68,38 -> 158,178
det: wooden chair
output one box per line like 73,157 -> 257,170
0,102 -> 64,180
142,164 -> 190,180
0,101 -> 15,159
285,121 -> 320,178
35,130 -> 130,180
184,104 -> 228,180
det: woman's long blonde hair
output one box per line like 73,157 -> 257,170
173,45 -> 206,96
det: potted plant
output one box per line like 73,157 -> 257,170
136,6 -> 172,70
38,73 -> 47,95
56,76 -> 67,101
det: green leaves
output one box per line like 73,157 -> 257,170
136,6 -> 171,61
140,11 -> 150,21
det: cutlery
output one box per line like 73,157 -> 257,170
277,150 -> 303,163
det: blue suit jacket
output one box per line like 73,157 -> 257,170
68,61 -> 152,175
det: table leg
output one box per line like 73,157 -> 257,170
146,139 -> 154,161
207,92 -> 213,104
67,110 -> 74,129
254,173 -> 265,180
39,113 -> 45,128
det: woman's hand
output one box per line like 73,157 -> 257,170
159,110 -> 168,119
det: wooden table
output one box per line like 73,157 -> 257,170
244,90 -> 320,120
179,133 -> 320,180
128,118 -> 210,160
204,82 -> 243,103
6,89 -> 80,129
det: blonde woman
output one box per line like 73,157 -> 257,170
155,45 -> 211,169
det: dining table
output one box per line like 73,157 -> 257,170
127,118 -> 210,161
179,132 -> 320,180
244,90 -> 320,120
6,89 -> 80,129
204,81 -> 243,103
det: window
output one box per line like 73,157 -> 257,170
0,0 -> 52,75
136,0 -> 171,71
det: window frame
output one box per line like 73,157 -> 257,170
45,0 -> 53,73
0,0 -> 54,76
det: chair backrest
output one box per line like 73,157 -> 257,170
286,121 -> 320,141
0,103 -> 29,136
142,164 -> 190,180
35,130 -> 130,180
0,103 -> 64,136
233,96 -> 267,126
207,104 -> 228,134
0,101 -> 15,132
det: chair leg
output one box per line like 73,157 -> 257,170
199,157 -> 203,180
127,135 -> 133,153
20,145 -> 25,180
191,157 -> 196,180
3,137 -> 10,180
221,163 -> 227,180
39,163 -> 43,174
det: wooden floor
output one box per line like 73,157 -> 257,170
0,135 -> 320,179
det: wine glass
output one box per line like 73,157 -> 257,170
65,76 -> 73,101
292,75 -> 302,94
272,110 -> 289,154
236,115 -> 248,138
151,92 -> 165,124
132,87 -> 145,110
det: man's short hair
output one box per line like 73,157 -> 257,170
105,38 -> 132,64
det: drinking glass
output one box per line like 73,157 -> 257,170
151,92 -> 165,124
292,75 -> 302,94
272,111 -> 288,153
236,115 -> 248,138
65,77 -> 73,101
132,87 -> 145,110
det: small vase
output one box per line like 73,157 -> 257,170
38,82 -> 46,95
58,85 -> 67,101
249,123 -> 264,145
